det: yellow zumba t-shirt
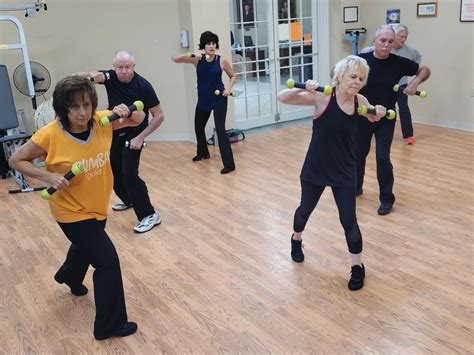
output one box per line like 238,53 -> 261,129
31,111 -> 114,223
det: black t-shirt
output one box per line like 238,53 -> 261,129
358,52 -> 419,110
100,70 -> 160,136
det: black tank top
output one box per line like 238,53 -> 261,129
300,89 -> 359,187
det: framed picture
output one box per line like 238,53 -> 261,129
386,9 -> 401,24
343,6 -> 358,23
278,0 -> 297,20
460,0 -> 474,22
236,0 -> 255,28
417,2 -> 437,17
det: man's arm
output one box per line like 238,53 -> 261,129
75,71 -> 106,84
404,65 -> 431,95
128,104 -> 164,149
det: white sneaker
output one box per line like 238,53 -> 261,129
112,202 -> 133,211
133,212 -> 161,233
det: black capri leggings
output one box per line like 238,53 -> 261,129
293,181 -> 363,254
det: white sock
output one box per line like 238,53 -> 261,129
350,252 -> 362,266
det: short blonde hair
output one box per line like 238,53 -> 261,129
331,55 -> 370,87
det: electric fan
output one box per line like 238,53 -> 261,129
13,61 -> 51,97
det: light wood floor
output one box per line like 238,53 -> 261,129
0,122 -> 473,354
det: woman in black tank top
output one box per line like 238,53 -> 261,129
277,55 -> 387,291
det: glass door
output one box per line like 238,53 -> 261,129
274,0 -> 316,123
229,0 -> 318,129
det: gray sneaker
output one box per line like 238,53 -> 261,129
112,202 -> 133,211
133,212 -> 161,233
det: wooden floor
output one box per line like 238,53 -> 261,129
0,121 -> 472,354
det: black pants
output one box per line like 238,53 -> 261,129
110,133 -> 155,221
293,181 -> 362,254
194,99 -> 235,169
356,118 -> 396,204
397,91 -> 413,138
57,219 -> 128,339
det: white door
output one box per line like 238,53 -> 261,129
229,0 -> 322,130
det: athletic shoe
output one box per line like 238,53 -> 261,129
54,267 -> 88,296
133,212 -> 161,233
192,154 -> 210,161
112,203 -> 133,211
348,264 -> 365,291
220,166 -> 235,174
94,322 -> 138,340
377,202 -> 394,215
291,234 -> 304,262
406,136 -> 415,145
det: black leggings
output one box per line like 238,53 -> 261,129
293,181 -> 362,254
194,99 -> 235,169
57,218 -> 128,338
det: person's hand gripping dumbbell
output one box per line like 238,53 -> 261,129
40,162 -> 85,200
98,101 -> 144,127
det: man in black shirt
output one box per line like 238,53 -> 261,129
357,25 -> 430,215
81,51 -> 165,232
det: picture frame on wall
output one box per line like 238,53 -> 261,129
386,9 -> 401,24
417,2 -> 438,17
343,6 -> 358,23
460,0 -> 474,22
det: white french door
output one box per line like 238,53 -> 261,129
229,0 -> 325,130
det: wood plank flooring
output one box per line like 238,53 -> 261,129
0,121 -> 472,353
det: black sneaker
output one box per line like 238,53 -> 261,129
94,322 -> 138,340
192,154 -> 210,162
377,202 -> 394,215
220,166 -> 235,174
348,264 -> 365,291
291,234 -> 304,263
54,268 -> 88,296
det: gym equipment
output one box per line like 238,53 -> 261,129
0,65 -> 46,193
0,3 -> 48,193
344,28 -> 366,55
285,79 -> 333,95
98,100 -> 144,127
186,52 -> 211,61
357,105 -> 396,120
40,162 -> 84,200
393,84 -> 427,98
214,89 -> 235,97
125,141 -> 147,149
0,1 -> 47,18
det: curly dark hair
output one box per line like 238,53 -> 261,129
198,31 -> 219,50
52,75 -> 98,130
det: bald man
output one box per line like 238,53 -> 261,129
80,51 -> 164,233
356,25 -> 430,215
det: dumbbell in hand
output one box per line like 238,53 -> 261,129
186,52 -> 211,61
357,105 -> 396,120
98,100 -> 144,127
40,162 -> 85,200
393,84 -> 427,98
125,141 -> 147,149
285,79 -> 333,95
214,89 -> 236,97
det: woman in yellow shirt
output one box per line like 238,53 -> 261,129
9,76 -> 145,340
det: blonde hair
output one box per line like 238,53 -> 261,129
331,55 -> 370,87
